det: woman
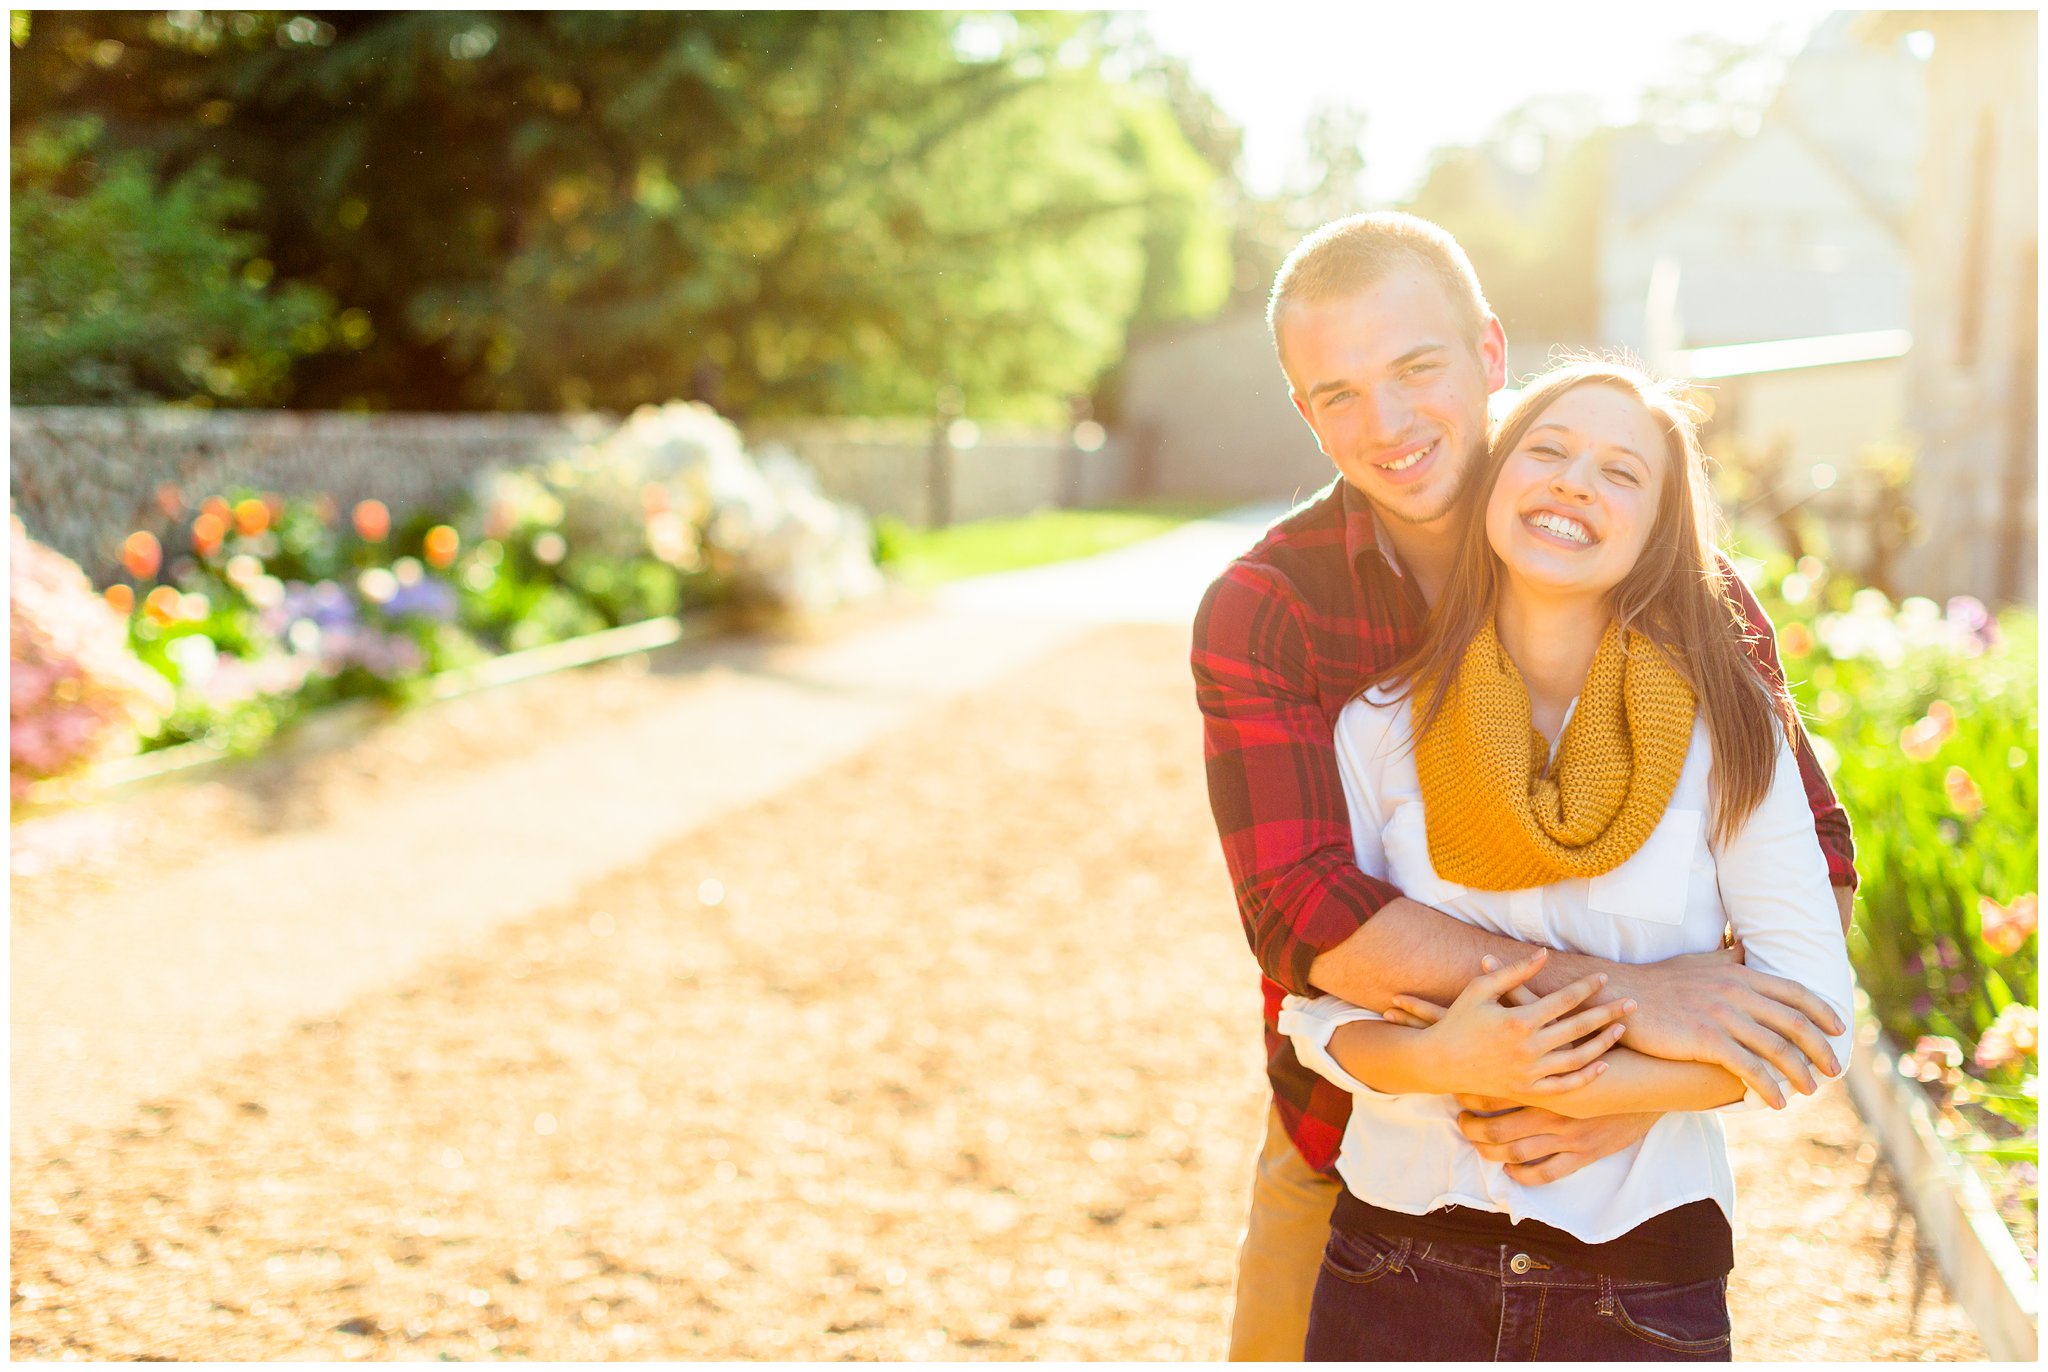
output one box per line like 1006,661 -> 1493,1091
1281,360 -> 1855,1361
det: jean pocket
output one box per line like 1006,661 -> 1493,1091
1604,1275 -> 1731,1355
1320,1229 -> 1409,1287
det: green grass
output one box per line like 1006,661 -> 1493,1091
874,502 -> 1229,586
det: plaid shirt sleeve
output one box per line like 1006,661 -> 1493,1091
1191,560 -> 1404,997
1720,560 -> 1858,890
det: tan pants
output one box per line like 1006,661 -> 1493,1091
1227,1105 -> 1344,1361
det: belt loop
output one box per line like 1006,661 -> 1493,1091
1596,1274 -> 1615,1315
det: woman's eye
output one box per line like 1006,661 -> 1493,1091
1606,467 -> 1640,485
1529,445 -> 1565,460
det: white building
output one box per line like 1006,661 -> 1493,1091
1599,15 -> 1925,360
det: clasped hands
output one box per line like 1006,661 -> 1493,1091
1376,943 -> 1844,1184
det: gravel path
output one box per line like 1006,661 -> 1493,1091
9,624 -> 1986,1359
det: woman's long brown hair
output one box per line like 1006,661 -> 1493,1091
1373,359 -> 1798,847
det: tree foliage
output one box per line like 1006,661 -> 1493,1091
10,10 -> 1232,419
9,114 -> 337,405
1402,105 -> 1606,349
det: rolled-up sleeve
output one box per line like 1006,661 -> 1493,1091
1193,564 -> 1406,995
1278,993 -> 1390,1097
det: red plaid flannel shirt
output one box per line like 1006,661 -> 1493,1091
1191,478 -> 1858,1174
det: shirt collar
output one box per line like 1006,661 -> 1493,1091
1339,478 -> 1408,581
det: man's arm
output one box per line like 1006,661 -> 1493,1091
1195,562 -> 1845,1105
1192,563 -> 1407,995
1721,560 -> 1858,900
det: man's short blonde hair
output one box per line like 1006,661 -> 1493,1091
1267,212 -> 1491,361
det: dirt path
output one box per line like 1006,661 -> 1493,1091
9,626 -> 1985,1359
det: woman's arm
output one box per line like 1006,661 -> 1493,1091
1501,1046 -> 1744,1118
1308,952 -> 1634,1101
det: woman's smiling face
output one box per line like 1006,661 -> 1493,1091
1484,382 -> 1670,604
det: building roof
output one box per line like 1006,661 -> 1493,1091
1671,328 -> 1912,379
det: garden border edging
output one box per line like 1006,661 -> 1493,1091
1845,1008 -> 2038,1360
28,611 -> 722,805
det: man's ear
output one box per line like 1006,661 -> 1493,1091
1479,315 -> 1508,393
1288,388 -> 1330,457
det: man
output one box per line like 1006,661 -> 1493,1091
1191,213 -> 1857,1361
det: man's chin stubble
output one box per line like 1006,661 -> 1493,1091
1373,454 -> 1482,528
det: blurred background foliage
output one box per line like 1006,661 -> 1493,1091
9,113 -> 338,404
9,9 -> 1246,420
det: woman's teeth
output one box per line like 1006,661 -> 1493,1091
1529,512 -> 1593,544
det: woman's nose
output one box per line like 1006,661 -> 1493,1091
1549,454 -> 1596,501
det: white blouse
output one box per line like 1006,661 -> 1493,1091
1279,686 -> 1856,1244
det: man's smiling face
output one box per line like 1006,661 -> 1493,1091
1279,271 -> 1506,533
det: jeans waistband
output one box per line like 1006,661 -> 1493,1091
1374,1234 -> 1718,1292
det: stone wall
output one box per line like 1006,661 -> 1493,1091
10,407 -> 1127,580
9,408 -> 607,577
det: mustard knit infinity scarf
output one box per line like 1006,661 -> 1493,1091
1414,619 -> 1697,891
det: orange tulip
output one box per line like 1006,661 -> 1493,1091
353,499 -> 391,542
232,497 -> 270,537
423,524 -> 459,568
200,495 -> 233,526
191,511 -> 227,557
142,585 -> 182,626
104,583 -> 135,616
1944,766 -> 1985,821
154,483 -> 185,519
120,531 -> 162,580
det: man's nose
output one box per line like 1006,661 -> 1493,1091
1362,384 -> 1413,446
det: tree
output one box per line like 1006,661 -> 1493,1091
9,115 -> 336,405
10,10 -> 1232,420
1402,102 -> 1606,348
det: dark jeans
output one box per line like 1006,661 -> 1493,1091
1304,1227 -> 1733,1362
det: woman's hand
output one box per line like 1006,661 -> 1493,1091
1385,949 -> 1636,1102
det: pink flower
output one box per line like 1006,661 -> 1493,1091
10,514 -> 173,794
1974,1005 -> 2039,1070
1900,1035 -> 1963,1083
1979,893 -> 2038,957
1899,703 -> 1957,762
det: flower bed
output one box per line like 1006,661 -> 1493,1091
12,403 -> 882,800
1745,552 -> 2038,1272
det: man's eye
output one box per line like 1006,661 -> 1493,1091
1325,391 -> 1354,407
1403,363 -> 1437,379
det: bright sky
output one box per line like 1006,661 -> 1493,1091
1137,2 -> 1840,204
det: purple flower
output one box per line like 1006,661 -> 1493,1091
1945,596 -> 2000,651
1911,993 -> 1935,1018
383,576 -> 457,622
265,579 -> 358,636
1935,938 -> 1962,971
1903,951 -> 1925,977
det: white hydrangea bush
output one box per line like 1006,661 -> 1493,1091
539,401 -> 882,617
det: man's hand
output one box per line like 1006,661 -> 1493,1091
1603,946 -> 1844,1109
1452,1095 -> 1660,1185
1381,950 -> 1634,1101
